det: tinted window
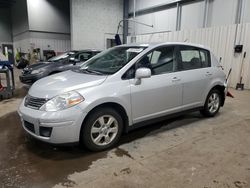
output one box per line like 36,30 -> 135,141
122,64 -> 136,79
137,46 -> 175,75
179,48 -> 201,70
200,49 -> 210,67
77,52 -> 92,61
177,46 -> 210,71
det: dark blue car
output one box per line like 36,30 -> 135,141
19,50 -> 101,84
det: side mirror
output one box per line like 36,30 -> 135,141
135,68 -> 151,79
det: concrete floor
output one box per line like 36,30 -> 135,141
0,70 -> 250,188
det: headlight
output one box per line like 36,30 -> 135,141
31,69 -> 43,74
40,91 -> 84,112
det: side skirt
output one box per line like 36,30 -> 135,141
124,107 -> 204,133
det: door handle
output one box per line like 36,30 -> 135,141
172,77 -> 181,82
205,72 -> 213,76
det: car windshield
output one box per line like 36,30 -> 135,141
77,46 -> 146,75
48,52 -> 76,62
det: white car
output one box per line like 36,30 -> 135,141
18,42 -> 227,151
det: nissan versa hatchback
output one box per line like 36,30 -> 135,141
18,43 -> 227,151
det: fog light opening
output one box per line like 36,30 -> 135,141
39,126 -> 53,137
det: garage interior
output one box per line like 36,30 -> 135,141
0,0 -> 250,187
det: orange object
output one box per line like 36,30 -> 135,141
0,83 -> 3,92
227,91 -> 234,98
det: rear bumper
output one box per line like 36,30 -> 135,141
221,82 -> 228,106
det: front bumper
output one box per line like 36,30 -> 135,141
18,99 -> 87,144
19,73 -> 45,84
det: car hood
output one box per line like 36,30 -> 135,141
28,70 -> 108,98
27,62 -> 52,70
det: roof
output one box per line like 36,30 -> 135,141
120,42 -> 210,51
77,49 -> 102,52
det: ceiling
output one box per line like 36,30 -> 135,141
0,0 -> 16,8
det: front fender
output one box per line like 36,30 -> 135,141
79,97 -> 132,126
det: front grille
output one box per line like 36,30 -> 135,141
25,95 -> 47,110
24,121 -> 35,133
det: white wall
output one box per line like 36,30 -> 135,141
0,8 -> 12,43
207,0 -> 238,27
128,0 -> 174,12
242,0 -> 250,23
129,7 -> 177,35
11,0 -> 29,37
11,0 -> 30,53
27,0 -> 70,33
181,1 -> 204,30
12,0 -> 71,55
71,0 -> 123,50
128,0 -> 250,35
127,23 -> 250,89
13,38 -> 30,53
30,38 -> 71,55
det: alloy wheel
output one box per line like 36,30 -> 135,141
90,115 -> 118,146
208,93 -> 220,113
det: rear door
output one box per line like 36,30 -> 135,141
129,45 -> 183,123
176,45 -> 212,109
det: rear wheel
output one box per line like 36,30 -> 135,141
200,89 -> 221,117
81,107 -> 123,151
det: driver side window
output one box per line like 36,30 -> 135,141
137,46 -> 176,75
122,46 -> 176,80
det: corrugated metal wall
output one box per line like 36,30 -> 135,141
128,23 -> 250,89
29,38 -> 71,54
13,38 -> 71,58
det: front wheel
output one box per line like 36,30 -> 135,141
200,89 -> 221,117
81,107 -> 123,151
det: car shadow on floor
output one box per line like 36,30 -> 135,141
4,110 -> 205,160
0,110 -> 205,187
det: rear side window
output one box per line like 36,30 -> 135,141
177,46 -> 210,71
200,49 -> 210,67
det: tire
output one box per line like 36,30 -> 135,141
81,107 -> 123,151
200,89 -> 221,117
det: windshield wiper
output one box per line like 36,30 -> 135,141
80,68 -> 104,75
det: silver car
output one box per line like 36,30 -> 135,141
18,42 -> 227,151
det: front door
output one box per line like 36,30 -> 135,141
130,46 -> 183,124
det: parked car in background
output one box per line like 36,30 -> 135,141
19,50 -> 101,84
18,43 -> 227,151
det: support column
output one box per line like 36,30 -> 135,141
235,0 -> 243,24
203,0 -> 209,28
123,0 -> 129,44
176,2 -> 181,31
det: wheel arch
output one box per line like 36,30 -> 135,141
209,85 -> 226,106
79,102 -> 129,142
